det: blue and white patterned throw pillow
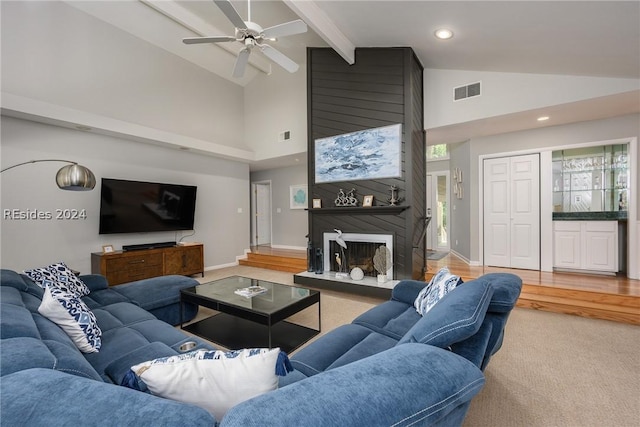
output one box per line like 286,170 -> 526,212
414,267 -> 463,316
38,285 -> 102,353
24,261 -> 90,297
123,348 -> 292,420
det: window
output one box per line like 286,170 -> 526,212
427,144 -> 449,161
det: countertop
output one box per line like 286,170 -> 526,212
552,211 -> 627,221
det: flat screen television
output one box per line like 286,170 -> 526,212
99,178 -> 197,234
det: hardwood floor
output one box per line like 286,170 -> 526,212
427,253 -> 640,296
242,246 -> 640,324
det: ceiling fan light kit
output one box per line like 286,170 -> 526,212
183,0 -> 307,78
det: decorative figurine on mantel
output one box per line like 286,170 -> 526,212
334,229 -> 348,278
373,245 -> 392,283
335,188 -> 358,207
388,185 -> 403,206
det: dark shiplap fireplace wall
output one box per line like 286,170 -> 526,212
307,47 -> 426,280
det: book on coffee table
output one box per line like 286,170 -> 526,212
234,285 -> 268,298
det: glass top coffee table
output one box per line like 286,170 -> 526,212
180,276 -> 320,353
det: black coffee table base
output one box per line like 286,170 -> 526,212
183,313 -> 319,354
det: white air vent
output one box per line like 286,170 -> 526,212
453,82 -> 481,101
279,130 -> 291,142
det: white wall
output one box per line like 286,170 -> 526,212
424,69 -> 639,129
244,65 -> 308,161
1,1 -> 247,152
250,164 -> 308,249
0,116 -> 251,274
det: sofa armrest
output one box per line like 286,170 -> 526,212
1,368 -> 215,427
221,343 -> 484,427
391,279 -> 428,305
79,274 -> 109,292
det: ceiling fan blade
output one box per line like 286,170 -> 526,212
259,44 -> 299,73
213,0 -> 246,29
233,48 -> 251,78
183,36 -> 236,45
262,20 -> 307,39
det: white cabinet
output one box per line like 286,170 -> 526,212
553,221 -> 618,272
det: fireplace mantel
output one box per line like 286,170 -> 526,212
307,206 -> 409,215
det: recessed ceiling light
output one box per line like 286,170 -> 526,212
434,28 -> 454,40
537,116 -> 550,122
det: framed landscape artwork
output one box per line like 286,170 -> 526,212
314,124 -> 402,184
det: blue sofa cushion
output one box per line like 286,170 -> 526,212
82,288 -> 131,310
450,317 -> 494,369
398,279 -> 494,348
24,261 -> 90,297
113,275 -> 199,325
84,301 -> 213,382
1,368 -> 216,427
0,337 -> 56,376
224,344 -> 485,427
113,275 -> 197,312
1,297 -> 41,340
288,324 -> 397,378
0,336 -> 101,381
483,273 -> 523,313
1,269 -> 44,301
351,300 -> 419,340
391,279 -> 428,305
78,274 -> 109,292
105,341 -> 177,385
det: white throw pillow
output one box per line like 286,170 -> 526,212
38,286 -> 102,353
414,267 -> 463,316
128,348 -> 290,421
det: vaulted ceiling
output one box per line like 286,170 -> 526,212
4,1 -> 639,169
70,0 -> 640,84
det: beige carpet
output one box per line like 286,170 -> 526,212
190,266 -> 640,426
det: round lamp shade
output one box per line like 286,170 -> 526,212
56,164 -> 96,191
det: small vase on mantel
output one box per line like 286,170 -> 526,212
377,274 -> 387,284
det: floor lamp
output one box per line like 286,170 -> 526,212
1,160 -> 96,191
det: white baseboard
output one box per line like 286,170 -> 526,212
270,244 -> 307,251
448,250 -> 479,266
204,262 -> 238,271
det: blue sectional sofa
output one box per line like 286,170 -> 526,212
0,268 -> 521,426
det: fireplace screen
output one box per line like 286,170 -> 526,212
329,241 -> 388,277
323,232 -> 394,278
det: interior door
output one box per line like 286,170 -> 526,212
484,154 -> 540,269
254,182 -> 271,246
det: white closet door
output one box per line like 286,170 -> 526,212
484,154 -> 540,269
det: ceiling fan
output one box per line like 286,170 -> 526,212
183,0 -> 307,78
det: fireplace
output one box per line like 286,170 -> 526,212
323,232 -> 394,278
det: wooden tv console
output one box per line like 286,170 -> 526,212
91,243 -> 204,286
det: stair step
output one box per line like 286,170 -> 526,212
425,271 -> 639,325
239,251 -> 307,274
239,258 -> 306,273
517,292 -> 639,325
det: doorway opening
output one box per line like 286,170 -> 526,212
251,181 -> 272,247
426,172 -> 450,256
